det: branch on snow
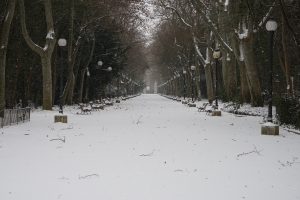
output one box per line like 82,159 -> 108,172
236,145 -> 263,158
50,136 -> 66,143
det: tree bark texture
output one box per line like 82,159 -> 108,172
0,0 -> 16,117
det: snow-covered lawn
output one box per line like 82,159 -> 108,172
0,94 -> 299,200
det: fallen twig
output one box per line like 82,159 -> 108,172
50,136 -> 66,143
136,115 -> 143,125
237,146 -> 263,158
78,173 -> 99,180
283,128 -> 300,135
139,150 -> 155,157
60,126 -> 73,130
278,157 -> 299,167
174,169 -> 184,172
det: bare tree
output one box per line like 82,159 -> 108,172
18,0 -> 56,110
0,0 -> 16,117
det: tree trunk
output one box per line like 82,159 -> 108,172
239,62 -> 251,103
241,38 -> 263,106
204,64 -> 214,102
66,74 -> 75,103
18,0 -> 56,110
61,0 -> 75,105
52,47 -> 57,105
222,54 -> 237,100
78,69 -> 86,103
73,34 -> 95,103
231,36 -> 251,103
281,13 -> 292,95
41,56 -> 53,110
195,64 -> 202,100
0,0 -> 16,117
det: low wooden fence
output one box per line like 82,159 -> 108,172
0,108 -> 31,128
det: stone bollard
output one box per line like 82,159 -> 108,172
212,110 -> 222,116
54,115 -> 68,123
261,122 -> 279,135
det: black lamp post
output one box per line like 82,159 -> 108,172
58,38 -> 67,114
266,18 -> 278,122
191,65 -> 196,102
213,48 -> 221,110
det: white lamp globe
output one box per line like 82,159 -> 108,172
58,38 -> 67,47
213,49 -> 221,59
107,67 -> 112,72
97,61 -> 103,66
191,65 -> 196,71
183,70 -> 187,74
266,19 -> 278,32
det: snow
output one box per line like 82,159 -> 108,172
0,94 -> 300,200
46,29 -> 55,40
224,0 -> 229,12
262,122 -> 278,127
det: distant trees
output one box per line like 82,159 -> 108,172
152,0 -> 300,127
0,0 -> 148,110
152,0 -> 300,106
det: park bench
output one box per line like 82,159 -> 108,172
182,100 -> 188,104
91,103 -> 104,110
105,100 -> 114,106
187,101 -> 196,107
205,104 -> 219,115
197,102 -> 209,112
78,104 -> 92,114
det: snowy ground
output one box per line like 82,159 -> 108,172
0,94 -> 300,200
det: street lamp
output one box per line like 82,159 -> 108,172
57,38 -> 67,114
213,48 -> 221,110
261,18 -> 279,135
102,66 -> 112,72
191,65 -> 196,102
97,60 -> 103,67
266,18 -> 278,122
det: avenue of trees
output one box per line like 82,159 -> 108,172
1,0 -> 300,128
0,0 -> 148,114
150,0 -> 300,128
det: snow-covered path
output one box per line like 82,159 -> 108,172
0,94 -> 300,200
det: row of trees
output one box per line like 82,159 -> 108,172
150,0 -> 300,127
0,0 -> 148,115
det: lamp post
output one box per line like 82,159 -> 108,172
191,65 -> 196,102
58,38 -> 67,114
261,18 -> 279,135
213,48 -> 221,110
266,18 -> 278,122
183,69 -> 187,99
